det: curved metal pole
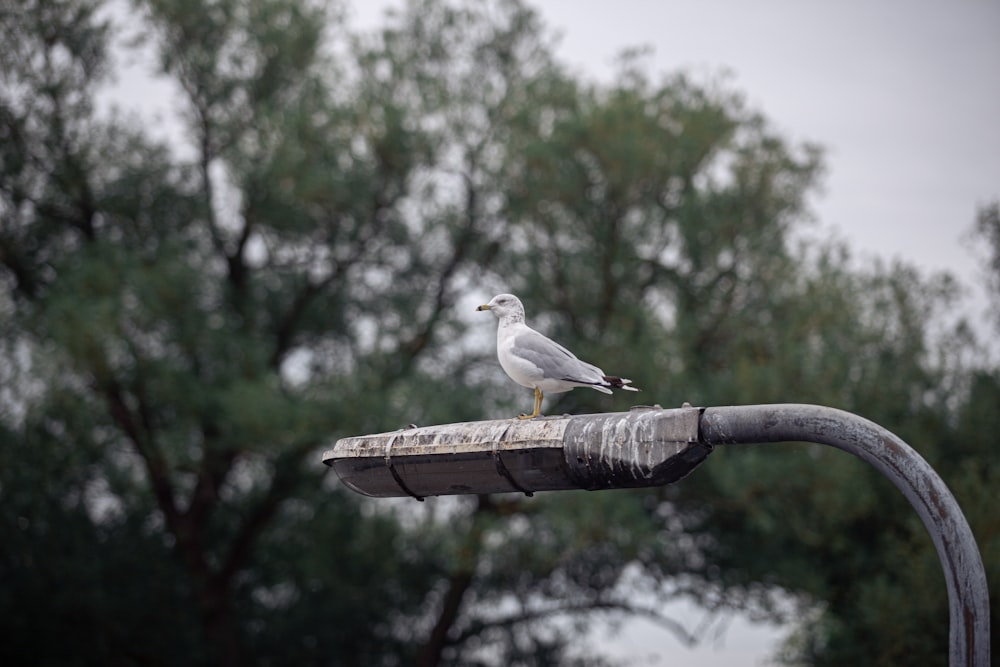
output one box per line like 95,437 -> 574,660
699,404 -> 990,667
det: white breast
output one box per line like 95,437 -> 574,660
497,323 -> 544,389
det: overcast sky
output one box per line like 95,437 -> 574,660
356,0 -> 1000,331
530,0 -> 1000,278
106,1 -> 999,664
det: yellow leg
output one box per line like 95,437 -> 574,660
518,387 -> 544,419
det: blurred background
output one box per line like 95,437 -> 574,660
1,0 -> 997,665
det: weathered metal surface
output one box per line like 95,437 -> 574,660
564,405 -> 708,489
699,404 -> 991,667
326,417 -> 572,497
324,406 -> 710,498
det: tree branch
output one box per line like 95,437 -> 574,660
215,443 -> 314,585
226,211 -> 254,294
184,442 -> 238,532
269,274 -> 330,371
452,598 -> 707,650
101,381 -> 178,523
269,196 -> 396,371
0,236 -> 41,298
99,375 -> 219,589
395,164 -> 483,377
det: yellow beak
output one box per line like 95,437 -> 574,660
476,304 -> 491,311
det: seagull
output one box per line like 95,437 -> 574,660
476,293 -> 639,419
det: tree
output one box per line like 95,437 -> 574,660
2,0 -> 995,665
1,0 -> 635,663
0,0 -> 484,663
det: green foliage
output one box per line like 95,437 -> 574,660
1,0 -> 996,665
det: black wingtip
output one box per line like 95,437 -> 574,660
603,376 -> 640,391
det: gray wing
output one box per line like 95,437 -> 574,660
510,329 -> 604,383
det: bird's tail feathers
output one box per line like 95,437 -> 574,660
603,376 -> 640,392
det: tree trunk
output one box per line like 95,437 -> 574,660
414,495 -> 493,667
201,580 -> 242,667
414,570 -> 475,667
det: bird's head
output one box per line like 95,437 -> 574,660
476,293 -> 525,322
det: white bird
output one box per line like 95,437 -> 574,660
476,293 -> 639,419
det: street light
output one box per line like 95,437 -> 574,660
326,405 -> 708,499
323,403 -> 990,667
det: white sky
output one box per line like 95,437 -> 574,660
530,0 -> 1000,278
104,1 -> 999,664
353,0 -> 1000,331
